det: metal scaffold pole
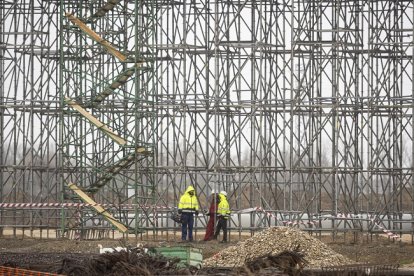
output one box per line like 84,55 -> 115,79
59,0 -> 155,238
0,0 -> 413,240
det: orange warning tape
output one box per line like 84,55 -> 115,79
0,266 -> 64,276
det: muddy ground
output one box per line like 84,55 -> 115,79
1,231 -> 414,273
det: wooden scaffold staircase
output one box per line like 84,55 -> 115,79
62,2 -> 154,235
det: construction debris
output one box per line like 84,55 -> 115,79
0,248 -> 195,276
1,238 -> 403,275
240,247 -> 308,274
203,226 -> 355,268
197,248 -> 308,275
65,248 -> 194,275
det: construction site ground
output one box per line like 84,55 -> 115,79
1,229 -> 414,274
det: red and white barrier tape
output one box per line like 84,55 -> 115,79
254,207 -> 320,227
336,213 -> 400,239
254,207 -> 401,239
0,203 -> 403,238
0,202 -> 171,209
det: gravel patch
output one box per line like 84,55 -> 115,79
203,226 -> 355,268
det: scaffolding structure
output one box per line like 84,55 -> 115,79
1,0 -> 414,239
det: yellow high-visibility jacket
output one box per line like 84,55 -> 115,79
217,194 -> 230,219
178,186 -> 199,213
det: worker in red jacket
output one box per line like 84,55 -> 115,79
203,190 -> 220,241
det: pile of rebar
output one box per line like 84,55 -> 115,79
60,248 -> 194,276
1,248 -> 194,276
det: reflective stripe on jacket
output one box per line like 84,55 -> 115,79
178,186 -> 199,212
217,194 -> 230,219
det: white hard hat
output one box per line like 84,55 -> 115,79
211,189 -> 216,195
220,190 -> 227,196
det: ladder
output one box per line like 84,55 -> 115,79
88,0 -> 122,21
88,147 -> 150,193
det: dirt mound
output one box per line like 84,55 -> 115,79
203,226 -> 355,268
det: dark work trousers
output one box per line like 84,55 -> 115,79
181,212 -> 195,241
214,216 -> 228,241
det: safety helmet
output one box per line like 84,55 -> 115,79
211,189 -> 216,195
220,190 -> 227,197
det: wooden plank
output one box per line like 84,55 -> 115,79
136,147 -> 148,153
64,12 -> 127,62
67,183 -> 128,233
65,96 -> 127,146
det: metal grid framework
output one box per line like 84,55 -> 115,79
0,0 -> 413,238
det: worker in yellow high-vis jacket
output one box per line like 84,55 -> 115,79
178,185 -> 199,241
214,190 -> 231,243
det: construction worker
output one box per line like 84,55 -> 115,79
178,185 -> 199,241
214,190 -> 231,243
203,190 -> 220,241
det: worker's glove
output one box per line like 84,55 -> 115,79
195,210 -> 199,216
177,209 -> 182,214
